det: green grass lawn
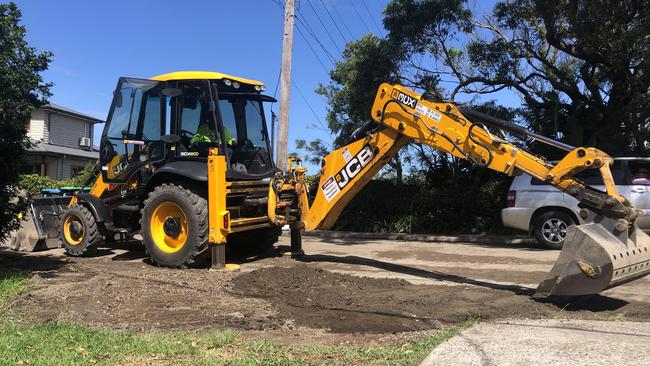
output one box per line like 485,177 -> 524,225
0,271 -> 470,365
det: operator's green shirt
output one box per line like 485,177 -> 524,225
190,124 -> 235,145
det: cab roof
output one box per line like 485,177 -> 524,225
150,71 -> 264,86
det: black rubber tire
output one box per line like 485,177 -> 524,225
140,183 -> 208,268
533,210 -> 576,250
228,226 -> 282,256
58,204 -> 101,256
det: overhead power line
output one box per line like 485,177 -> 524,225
271,0 -> 331,74
292,80 -> 334,142
295,13 -> 338,63
360,0 -> 383,33
317,0 -> 350,44
295,24 -> 332,73
304,0 -> 343,55
329,0 -> 355,40
346,0 -> 372,33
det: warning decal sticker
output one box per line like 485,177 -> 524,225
342,148 -> 353,162
321,176 -> 341,202
415,103 -> 442,122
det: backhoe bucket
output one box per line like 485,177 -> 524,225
536,217 -> 650,297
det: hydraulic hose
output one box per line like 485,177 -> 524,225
457,106 -> 576,152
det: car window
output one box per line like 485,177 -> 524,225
530,161 -> 625,186
629,161 -> 650,186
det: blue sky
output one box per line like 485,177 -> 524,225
15,0 -> 519,170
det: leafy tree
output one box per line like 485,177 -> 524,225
311,34 -> 431,181
294,138 -> 329,166
62,162 -> 96,187
298,0 -> 649,234
384,0 -> 650,155
0,2 -> 52,241
316,34 -> 404,147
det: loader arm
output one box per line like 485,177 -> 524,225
274,83 -> 650,297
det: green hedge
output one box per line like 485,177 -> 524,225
333,173 -> 513,235
18,174 -> 61,196
19,162 -> 95,196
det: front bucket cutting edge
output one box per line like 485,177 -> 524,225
536,220 -> 650,297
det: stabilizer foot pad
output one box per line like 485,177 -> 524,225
209,263 -> 241,272
282,250 -> 305,258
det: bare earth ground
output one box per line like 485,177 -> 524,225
4,234 -> 650,345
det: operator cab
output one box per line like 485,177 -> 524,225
99,71 -> 277,183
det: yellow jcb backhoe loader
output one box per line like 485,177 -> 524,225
23,71 -> 650,297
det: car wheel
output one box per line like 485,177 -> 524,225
533,210 -> 575,250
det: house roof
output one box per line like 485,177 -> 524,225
39,103 -> 104,124
28,141 -> 99,160
150,71 -> 264,86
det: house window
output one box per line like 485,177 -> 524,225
71,165 -> 85,176
21,164 -> 44,175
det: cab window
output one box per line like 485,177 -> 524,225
177,80 -> 218,157
218,96 -> 272,175
102,78 -> 163,181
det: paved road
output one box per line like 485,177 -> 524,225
421,319 -> 650,366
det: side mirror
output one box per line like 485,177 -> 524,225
160,134 -> 181,144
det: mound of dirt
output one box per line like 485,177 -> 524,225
232,264 -> 650,333
10,259 -> 285,332
9,244 -> 650,340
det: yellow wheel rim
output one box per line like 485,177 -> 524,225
150,201 -> 188,254
63,216 -> 84,246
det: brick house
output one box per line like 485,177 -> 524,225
24,103 -> 102,180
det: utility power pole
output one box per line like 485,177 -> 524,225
276,0 -> 295,171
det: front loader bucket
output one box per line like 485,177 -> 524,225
5,211 -> 46,251
3,195 -> 73,252
536,218 -> 650,297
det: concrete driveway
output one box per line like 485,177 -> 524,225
421,319 -> 650,366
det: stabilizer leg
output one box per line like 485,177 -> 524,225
291,227 -> 303,254
210,244 -> 240,272
283,226 -> 304,258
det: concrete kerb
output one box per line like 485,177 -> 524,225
293,229 -> 536,245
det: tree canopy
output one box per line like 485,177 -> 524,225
384,0 -> 650,154
0,2 -> 52,241
308,0 -> 649,166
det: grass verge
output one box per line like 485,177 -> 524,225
0,270 -> 472,365
0,271 -> 29,304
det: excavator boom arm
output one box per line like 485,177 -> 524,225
274,83 -> 650,297
293,83 -> 633,231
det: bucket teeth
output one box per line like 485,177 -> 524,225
535,222 -> 650,297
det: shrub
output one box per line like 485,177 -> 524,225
61,162 -> 95,187
18,174 -> 61,196
333,172 -> 513,235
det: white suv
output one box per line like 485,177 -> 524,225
502,158 -> 650,249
